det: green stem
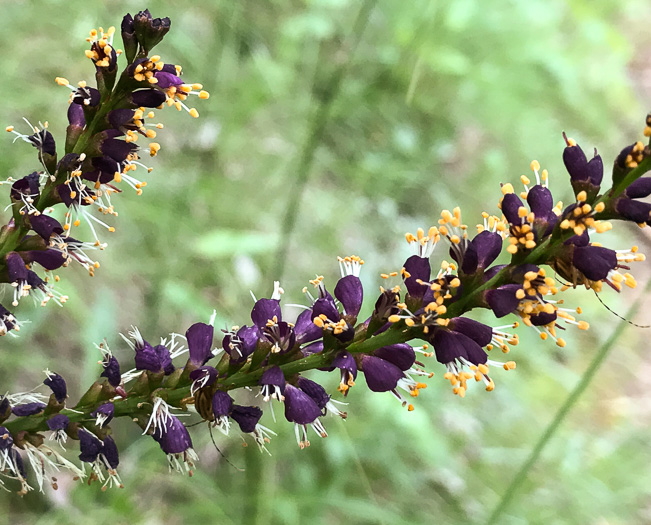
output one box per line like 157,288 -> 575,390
485,278 -> 651,525
271,0 -> 377,280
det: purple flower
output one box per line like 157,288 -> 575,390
571,245 -> 618,282
284,384 -> 327,448
102,436 -> 120,470
259,366 -> 286,402
78,428 -> 103,463
486,284 -> 523,318
12,402 -> 46,417
402,255 -> 431,298
189,366 -> 218,395
91,403 -> 115,428
231,405 -> 263,434
332,351 -> 357,395
294,309 -> 322,345
28,214 -> 64,241
562,134 -> 603,199
457,231 -> 503,275
212,391 -> 234,434
360,355 -> 405,393
101,353 -> 122,387
135,339 -> 163,373
186,322 -> 214,367
47,414 -> 69,432
43,371 -> 67,403
222,325 -> 258,363
373,344 -> 415,372
155,344 -> 175,375
151,415 -> 198,474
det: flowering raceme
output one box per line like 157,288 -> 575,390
1,10 -> 650,495
0,9 -> 208,335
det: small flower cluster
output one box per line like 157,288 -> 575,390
0,10 -> 208,336
1,12 -> 650,496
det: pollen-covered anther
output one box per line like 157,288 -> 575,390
405,226 -> 439,257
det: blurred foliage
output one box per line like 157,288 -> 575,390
2,0 -> 651,523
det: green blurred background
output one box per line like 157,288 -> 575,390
1,0 -> 651,523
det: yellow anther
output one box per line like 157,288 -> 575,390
501,183 -> 514,195
388,315 -> 401,323
199,90 -> 210,99
55,77 -> 69,86
556,338 -> 566,348
530,160 -> 540,172
189,108 -> 199,118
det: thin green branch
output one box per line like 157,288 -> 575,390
486,277 -> 651,524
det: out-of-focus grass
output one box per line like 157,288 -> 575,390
1,0 -> 651,523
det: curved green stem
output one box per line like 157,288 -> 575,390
486,277 -> 651,524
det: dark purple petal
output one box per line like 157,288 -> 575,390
153,416 -> 193,454
527,185 -> 554,219
294,309 -> 322,344
28,130 -> 56,157
6,252 -> 27,283
251,298 -> 282,328
403,255 -> 431,298
186,322 -> 214,366
78,428 -> 103,463
360,355 -> 404,392
101,138 -> 137,163
108,109 -> 136,129
563,142 -> 588,181
101,355 -> 122,387
72,86 -> 101,107
374,344 -> 415,371
334,275 -> 363,317
301,341 -> 324,356
529,310 -> 557,326
448,317 -> 492,347
130,89 -> 167,108
43,372 -> 67,403
616,198 -> 651,224
260,366 -> 285,389
486,284 -> 522,318
25,247 -> 67,270
91,403 -> 115,425
501,193 -> 524,225
189,366 -> 218,388
625,177 -> 651,199
296,377 -> 330,411
10,172 -> 40,201
223,325 -> 258,363
154,71 -> 183,89
472,231 -> 503,270
431,329 -> 487,365
231,405 -> 263,434
311,296 -> 339,322
332,351 -> 357,380
154,344 -> 175,375
47,414 -> 69,432
284,384 -> 322,424
585,153 -> 603,186
102,436 -> 120,469
573,245 -> 617,281
12,403 -> 46,416
67,103 -> 85,127
135,340 -> 162,372
212,391 -> 234,418
29,215 -> 63,240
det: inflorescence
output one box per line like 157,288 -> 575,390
0,11 -> 650,495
